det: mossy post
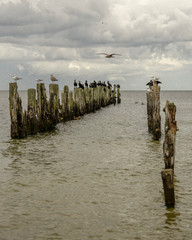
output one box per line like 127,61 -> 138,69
146,81 -> 161,140
49,83 -> 60,125
27,88 -> 37,135
161,100 -> 177,207
9,82 -> 27,138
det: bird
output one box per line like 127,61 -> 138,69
78,81 -> 84,89
146,80 -> 153,87
50,74 -> 58,82
154,77 -> 162,85
107,81 -> 112,88
85,80 -> 88,87
98,53 -> 121,58
36,78 -> 43,83
12,75 -> 22,81
74,79 -> 77,88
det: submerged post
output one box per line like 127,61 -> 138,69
146,80 -> 161,140
161,100 -> 177,207
9,82 -> 27,138
161,169 -> 175,207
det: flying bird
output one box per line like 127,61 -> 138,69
36,78 -> 43,83
12,75 -> 22,81
50,74 -> 58,82
98,53 -> 121,58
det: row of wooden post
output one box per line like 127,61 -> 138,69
146,81 -> 177,207
9,82 -> 121,139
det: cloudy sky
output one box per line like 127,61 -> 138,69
0,0 -> 192,90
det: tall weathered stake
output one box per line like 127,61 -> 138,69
161,100 -> 177,207
146,81 -> 161,140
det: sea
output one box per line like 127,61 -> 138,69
0,90 -> 192,240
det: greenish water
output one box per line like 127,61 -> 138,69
0,90 -> 192,240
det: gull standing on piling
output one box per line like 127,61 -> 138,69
36,78 -> 43,83
12,75 -> 22,81
50,74 -> 58,83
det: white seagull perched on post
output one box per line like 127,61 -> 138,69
36,78 -> 43,83
50,74 -> 58,82
12,75 -> 22,81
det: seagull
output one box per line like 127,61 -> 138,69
98,53 -> 121,58
36,78 -> 43,83
50,74 -> 58,82
12,75 -> 22,81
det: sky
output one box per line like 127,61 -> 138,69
1,0 -> 192,90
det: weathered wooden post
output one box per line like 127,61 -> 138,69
36,83 -> 50,131
61,85 -> 69,121
9,82 -> 27,138
163,100 -> 177,169
161,100 -> 177,207
161,169 -> 175,207
49,83 -> 60,125
27,88 -> 37,135
117,85 -> 121,104
68,90 -> 74,119
146,81 -> 161,140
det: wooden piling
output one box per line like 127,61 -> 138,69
117,85 -> 121,104
163,100 -> 177,170
146,81 -> 161,140
61,85 -> 69,121
27,88 -> 37,135
36,83 -> 51,131
161,169 -> 175,207
49,83 -> 60,125
9,82 -> 27,138
161,100 -> 177,207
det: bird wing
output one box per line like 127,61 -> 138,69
111,53 -> 121,56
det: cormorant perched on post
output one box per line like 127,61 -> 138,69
117,84 -> 120,88
85,80 -> 88,87
78,81 -> 84,89
107,81 -> 112,88
74,79 -> 77,88
146,80 -> 153,87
